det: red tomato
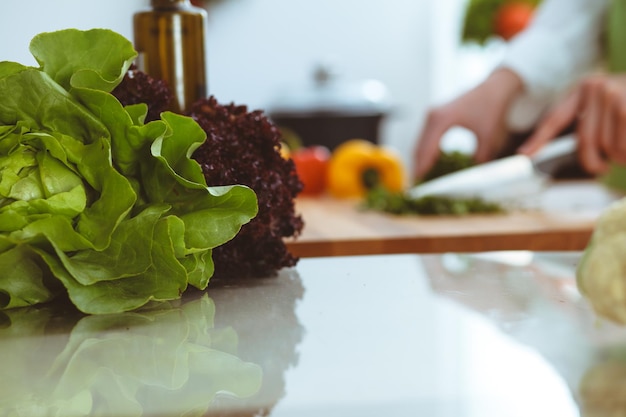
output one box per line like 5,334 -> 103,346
291,146 -> 331,196
494,2 -> 535,41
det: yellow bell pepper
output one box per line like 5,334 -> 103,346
327,139 -> 405,198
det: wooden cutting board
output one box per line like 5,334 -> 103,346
285,180 -> 623,257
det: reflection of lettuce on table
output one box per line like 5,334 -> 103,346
0,295 -> 262,416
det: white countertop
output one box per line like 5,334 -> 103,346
1,251 -> 624,416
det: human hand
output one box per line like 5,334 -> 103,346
413,68 -> 524,179
519,73 -> 626,174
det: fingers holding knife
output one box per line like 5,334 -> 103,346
519,73 -> 626,175
577,75 -> 612,174
518,87 -> 579,157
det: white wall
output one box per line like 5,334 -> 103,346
1,0 -> 471,172
2,1 -> 144,65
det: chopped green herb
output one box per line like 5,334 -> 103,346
362,186 -> 504,216
420,150 -> 476,182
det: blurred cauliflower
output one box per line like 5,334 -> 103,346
577,198 -> 626,324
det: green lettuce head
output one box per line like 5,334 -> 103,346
0,29 -> 257,314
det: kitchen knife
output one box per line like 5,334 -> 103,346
407,134 -> 578,202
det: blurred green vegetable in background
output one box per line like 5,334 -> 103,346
462,0 -> 542,44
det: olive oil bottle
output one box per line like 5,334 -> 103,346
133,0 -> 208,113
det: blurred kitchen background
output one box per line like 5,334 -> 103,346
1,0 -> 504,171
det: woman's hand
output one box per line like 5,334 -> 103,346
413,68 -> 524,179
519,73 -> 626,174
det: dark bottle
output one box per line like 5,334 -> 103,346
133,0 -> 208,113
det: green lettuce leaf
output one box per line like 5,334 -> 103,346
29,28 -> 136,93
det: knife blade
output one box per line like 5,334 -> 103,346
407,134 -> 578,202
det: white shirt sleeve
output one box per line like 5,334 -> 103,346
503,0 -> 609,96
499,0 -> 610,129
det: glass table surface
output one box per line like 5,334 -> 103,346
1,251 -> 624,416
